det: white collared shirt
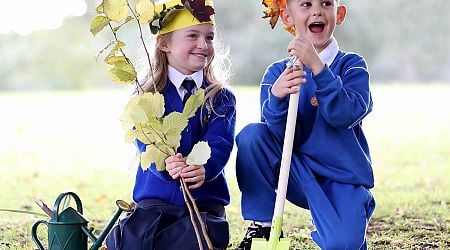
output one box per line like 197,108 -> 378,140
168,66 -> 203,99
318,37 -> 339,67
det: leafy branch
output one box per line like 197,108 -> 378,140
90,1 -> 214,249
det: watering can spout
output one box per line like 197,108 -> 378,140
88,200 -> 132,250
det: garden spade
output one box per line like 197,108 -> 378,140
251,57 -> 301,250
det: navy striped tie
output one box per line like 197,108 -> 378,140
182,79 -> 196,104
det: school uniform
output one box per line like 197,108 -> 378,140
236,38 -> 376,250
107,68 -> 236,249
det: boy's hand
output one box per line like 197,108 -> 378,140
165,153 -> 185,179
287,36 -> 325,75
271,66 -> 306,98
180,164 -> 206,189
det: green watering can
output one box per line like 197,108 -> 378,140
31,192 -> 132,250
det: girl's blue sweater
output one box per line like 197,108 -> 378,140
261,51 -> 374,188
133,80 -> 236,206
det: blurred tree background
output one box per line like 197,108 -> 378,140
0,0 -> 449,91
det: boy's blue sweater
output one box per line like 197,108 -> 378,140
133,80 -> 236,206
261,51 -> 374,188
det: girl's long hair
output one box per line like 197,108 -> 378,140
140,32 -> 231,112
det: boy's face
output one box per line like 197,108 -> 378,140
281,0 -> 346,51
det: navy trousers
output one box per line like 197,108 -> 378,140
236,123 -> 376,250
106,199 -> 229,250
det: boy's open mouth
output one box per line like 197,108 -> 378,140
308,22 -> 325,33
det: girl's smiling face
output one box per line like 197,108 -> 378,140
161,24 -> 215,75
282,0 -> 346,52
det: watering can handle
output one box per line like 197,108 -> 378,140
31,220 -> 48,250
53,192 -> 83,221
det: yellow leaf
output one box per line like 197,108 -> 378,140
124,129 -> 139,143
182,89 -> 204,119
119,110 -> 135,130
127,97 -> 148,123
90,15 -> 110,36
135,0 -> 155,24
105,55 -> 127,65
162,112 -> 188,135
186,141 -> 211,165
107,41 -> 125,59
95,3 -> 104,14
141,144 -> 168,171
139,92 -> 165,119
108,61 -> 137,84
165,134 -> 181,149
140,150 -> 153,171
103,0 -> 128,22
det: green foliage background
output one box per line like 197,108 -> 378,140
0,0 -> 449,91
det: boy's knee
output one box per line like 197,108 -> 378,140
322,233 -> 365,250
236,123 -> 271,149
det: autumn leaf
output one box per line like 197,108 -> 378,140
90,15 -> 110,36
139,92 -> 165,119
103,0 -> 128,22
262,0 -> 283,29
95,3 -> 104,14
165,134 -> 181,148
182,0 -> 215,22
162,112 -> 188,135
105,55 -> 127,65
135,0 -> 155,24
109,61 -> 137,84
182,89 -> 204,119
106,41 -> 126,59
186,141 -> 211,165
141,144 -> 169,171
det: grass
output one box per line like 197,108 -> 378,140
0,84 -> 449,249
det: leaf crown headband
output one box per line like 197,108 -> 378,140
151,0 -> 215,35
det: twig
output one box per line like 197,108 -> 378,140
125,0 -> 156,93
34,198 -> 53,217
181,178 -> 214,250
180,178 -> 203,250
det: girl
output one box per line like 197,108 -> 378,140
106,0 -> 236,249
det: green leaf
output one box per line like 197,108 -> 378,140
103,0 -> 128,22
162,112 -> 188,135
186,141 -> 211,165
182,89 -> 205,119
109,61 -> 137,84
139,92 -> 165,119
135,0 -> 155,24
90,15 -> 110,36
105,55 -> 127,65
160,6 -> 184,28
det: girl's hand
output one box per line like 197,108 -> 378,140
271,66 -> 306,98
165,153 -> 185,179
180,164 -> 206,189
287,36 -> 324,75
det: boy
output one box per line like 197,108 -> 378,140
235,0 -> 375,249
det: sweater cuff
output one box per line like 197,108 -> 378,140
312,64 -> 337,89
267,86 -> 288,111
